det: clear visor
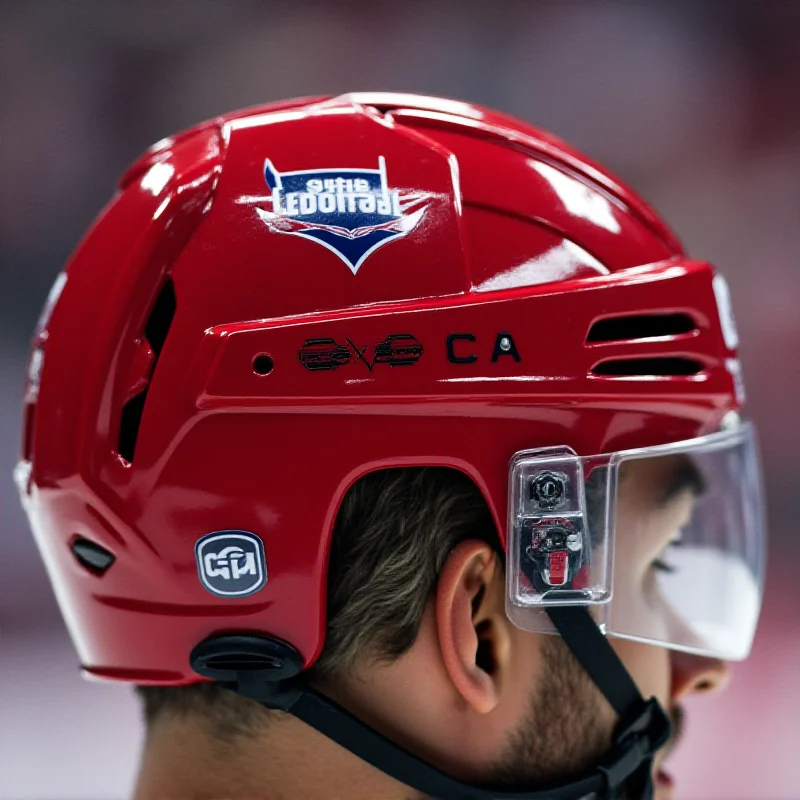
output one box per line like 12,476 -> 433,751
506,421 -> 766,660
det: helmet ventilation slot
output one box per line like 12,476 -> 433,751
71,537 -> 116,576
587,313 -> 696,343
117,279 -> 176,463
144,279 -> 177,356
119,391 -> 148,463
592,357 -> 704,377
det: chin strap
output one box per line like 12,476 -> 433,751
545,607 -> 671,800
191,614 -> 670,800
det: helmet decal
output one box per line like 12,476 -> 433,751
298,333 -> 424,372
195,531 -> 268,597
254,156 -> 429,274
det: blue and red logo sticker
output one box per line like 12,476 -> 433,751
253,156 -> 429,274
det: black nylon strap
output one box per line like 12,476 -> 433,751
196,623 -> 669,800
545,606 -> 643,719
279,686 -> 604,800
546,606 -> 670,800
236,676 -> 667,800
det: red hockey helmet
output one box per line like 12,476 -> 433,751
18,93 -> 765,800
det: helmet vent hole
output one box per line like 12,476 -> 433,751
252,354 -> 274,375
144,279 -> 177,356
119,390 -> 148,463
592,357 -> 704,377
587,314 -> 696,343
116,279 -> 177,463
71,537 -> 115,576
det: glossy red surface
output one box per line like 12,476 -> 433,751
20,93 -> 739,683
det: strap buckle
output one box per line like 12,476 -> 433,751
596,698 -> 671,794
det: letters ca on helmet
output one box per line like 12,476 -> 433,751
254,157 -> 429,274
195,531 -> 268,597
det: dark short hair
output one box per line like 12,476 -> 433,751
137,467 -> 501,739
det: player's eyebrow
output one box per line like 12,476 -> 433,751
659,456 -> 707,506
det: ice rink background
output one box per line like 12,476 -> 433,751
1,2 -> 799,798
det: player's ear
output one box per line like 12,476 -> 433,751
435,541 -> 511,715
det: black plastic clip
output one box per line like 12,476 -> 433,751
596,698 -> 671,796
190,634 -> 306,711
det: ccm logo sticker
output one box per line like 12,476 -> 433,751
253,157 -> 429,275
195,531 -> 267,597
299,334 -> 423,371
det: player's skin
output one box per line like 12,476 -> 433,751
134,457 -> 728,800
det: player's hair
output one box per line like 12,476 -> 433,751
137,467 -> 501,741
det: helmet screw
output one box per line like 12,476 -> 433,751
499,336 -> 512,352
530,471 -> 568,510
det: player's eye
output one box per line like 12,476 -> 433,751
652,534 -> 684,573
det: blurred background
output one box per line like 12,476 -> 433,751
1,1 -> 798,798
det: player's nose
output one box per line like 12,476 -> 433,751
670,651 -> 731,700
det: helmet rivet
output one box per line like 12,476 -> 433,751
499,336 -> 511,352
